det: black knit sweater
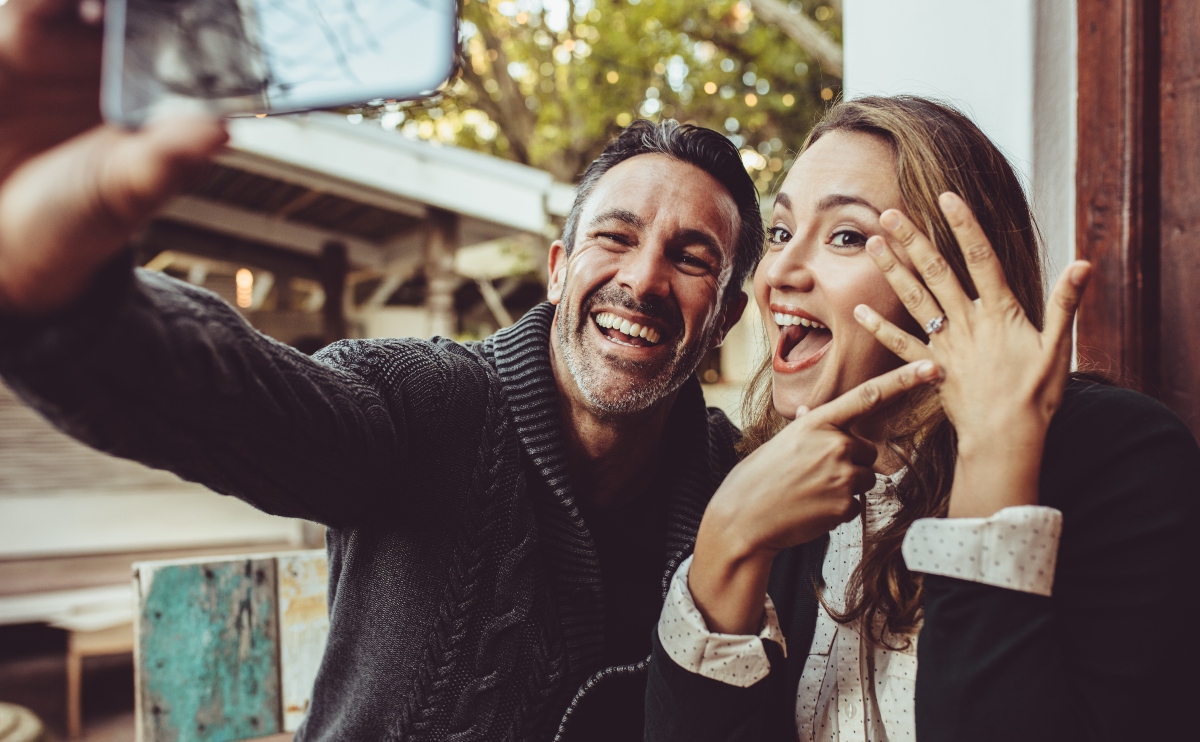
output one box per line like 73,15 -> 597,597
0,263 -> 741,741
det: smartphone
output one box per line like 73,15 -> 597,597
101,0 -> 459,127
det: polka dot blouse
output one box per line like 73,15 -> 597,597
658,471 -> 1063,741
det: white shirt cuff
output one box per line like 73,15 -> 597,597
656,554 -> 786,688
902,505 -> 1063,596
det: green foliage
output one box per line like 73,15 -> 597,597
354,0 -> 841,193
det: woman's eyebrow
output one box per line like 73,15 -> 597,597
772,192 -> 882,216
816,194 -> 882,215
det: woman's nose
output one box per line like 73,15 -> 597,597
766,239 -> 816,293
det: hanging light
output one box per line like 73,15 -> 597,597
236,269 -> 254,308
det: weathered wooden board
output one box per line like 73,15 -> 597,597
277,552 -> 329,731
136,557 -> 282,742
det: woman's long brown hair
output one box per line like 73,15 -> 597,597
739,95 -> 1047,646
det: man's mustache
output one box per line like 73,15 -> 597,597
580,283 -> 683,339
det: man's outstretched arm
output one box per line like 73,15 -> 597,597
2,259 -> 493,528
0,1 -> 490,527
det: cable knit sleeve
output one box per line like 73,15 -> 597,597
0,259 -> 492,529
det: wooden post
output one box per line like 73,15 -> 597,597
1157,0 -> 1200,436
424,209 -> 460,338
319,242 -> 348,344
1075,0 -> 1161,392
1077,0 -> 1200,437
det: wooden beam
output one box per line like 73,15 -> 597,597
215,148 -> 429,220
227,115 -> 564,235
137,221 -> 323,282
158,195 -> 386,269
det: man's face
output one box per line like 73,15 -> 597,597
548,154 -> 746,417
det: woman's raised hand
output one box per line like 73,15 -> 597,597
690,359 -> 940,634
0,0 -> 227,316
854,193 -> 1092,518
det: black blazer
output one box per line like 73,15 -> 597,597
646,381 -> 1200,742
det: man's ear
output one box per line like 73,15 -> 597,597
547,240 -> 568,304
710,290 -> 749,349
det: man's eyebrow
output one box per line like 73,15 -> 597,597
588,208 -> 646,230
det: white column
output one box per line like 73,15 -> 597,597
842,0 -> 1076,288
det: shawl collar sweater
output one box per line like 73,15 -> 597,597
0,264 -> 741,741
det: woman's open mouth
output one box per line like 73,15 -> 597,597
773,311 -> 833,372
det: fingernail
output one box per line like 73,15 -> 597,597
938,192 -> 958,208
880,211 -> 902,230
917,361 -> 940,380
866,236 -> 885,256
854,304 -> 870,322
796,405 -> 810,418
1069,262 -> 1091,287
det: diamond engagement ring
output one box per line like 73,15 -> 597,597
924,315 -> 946,335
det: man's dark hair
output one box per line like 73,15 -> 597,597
561,119 -> 764,302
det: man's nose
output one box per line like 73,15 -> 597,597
615,242 -> 673,301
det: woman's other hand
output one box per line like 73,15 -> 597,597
0,0 -> 227,316
690,359 -> 941,634
854,193 -> 1092,518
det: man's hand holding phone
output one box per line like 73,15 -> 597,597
0,0 -> 227,316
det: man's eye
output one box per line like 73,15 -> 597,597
768,226 -> 792,244
680,254 -> 711,270
830,230 -> 867,248
596,232 -> 630,246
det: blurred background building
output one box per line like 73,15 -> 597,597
4,0 -> 1198,739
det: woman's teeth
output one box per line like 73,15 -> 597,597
773,312 -> 826,329
594,312 -> 661,344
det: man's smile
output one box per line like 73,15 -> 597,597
593,310 -> 664,346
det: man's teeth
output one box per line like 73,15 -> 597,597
773,312 -> 827,329
594,312 -> 661,343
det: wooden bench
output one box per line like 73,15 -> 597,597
132,550 -> 330,742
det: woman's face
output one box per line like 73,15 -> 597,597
756,130 -> 920,420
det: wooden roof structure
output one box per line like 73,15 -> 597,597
1,115 -> 575,566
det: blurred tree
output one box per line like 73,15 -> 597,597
356,0 -> 841,194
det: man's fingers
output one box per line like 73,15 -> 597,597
878,208 -> 971,318
937,192 -> 1020,312
805,360 -> 941,430
95,117 -> 228,228
865,235 -> 945,330
0,118 -> 226,313
1044,260 -> 1091,360
853,303 -> 932,363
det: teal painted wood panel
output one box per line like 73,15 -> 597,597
137,558 -> 282,742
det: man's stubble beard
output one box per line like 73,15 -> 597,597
556,280 -> 718,419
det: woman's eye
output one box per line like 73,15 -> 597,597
768,226 -> 792,244
830,230 -> 867,248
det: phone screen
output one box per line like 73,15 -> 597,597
102,0 -> 458,127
